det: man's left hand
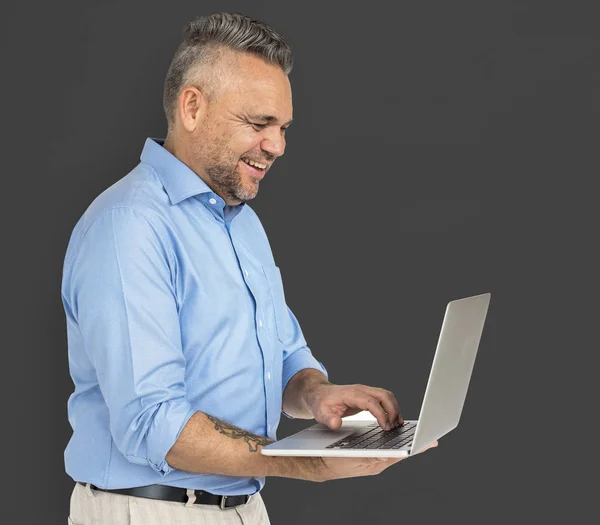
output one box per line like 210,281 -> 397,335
305,383 -> 403,430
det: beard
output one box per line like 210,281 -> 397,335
205,160 -> 258,204
190,130 -> 258,204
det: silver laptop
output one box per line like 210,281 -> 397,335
262,293 -> 491,458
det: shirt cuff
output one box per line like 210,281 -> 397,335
129,402 -> 197,477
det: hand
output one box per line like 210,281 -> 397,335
305,383 -> 403,430
303,441 -> 438,482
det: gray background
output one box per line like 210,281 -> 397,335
2,0 -> 597,523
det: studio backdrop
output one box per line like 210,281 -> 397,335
2,1 -> 597,523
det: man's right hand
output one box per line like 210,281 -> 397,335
303,441 -> 438,482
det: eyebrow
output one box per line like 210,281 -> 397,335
248,114 -> 293,127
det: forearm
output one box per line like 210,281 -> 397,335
165,411 -> 320,480
282,368 -> 330,419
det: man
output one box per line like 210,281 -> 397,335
62,12 -> 436,525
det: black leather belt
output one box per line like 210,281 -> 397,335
77,482 -> 251,509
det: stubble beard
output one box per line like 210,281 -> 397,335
206,161 -> 258,204
192,134 -> 258,204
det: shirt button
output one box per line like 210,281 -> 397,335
259,319 -> 263,327
244,269 -> 249,277
267,424 -> 271,432
267,372 -> 271,380
209,198 -> 217,204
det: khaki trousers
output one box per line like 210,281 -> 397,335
68,482 -> 271,525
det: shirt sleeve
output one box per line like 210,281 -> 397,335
66,206 -> 195,476
280,306 -> 329,419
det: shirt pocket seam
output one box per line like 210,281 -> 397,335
262,264 -> 290,344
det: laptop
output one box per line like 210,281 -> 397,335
261,293 -> 491,458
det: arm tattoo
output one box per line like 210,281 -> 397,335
206,414 -> 273,453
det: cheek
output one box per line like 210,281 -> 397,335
235,132 -> 262,154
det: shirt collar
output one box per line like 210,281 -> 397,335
140,137 -> 214,205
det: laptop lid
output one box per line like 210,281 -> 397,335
410,293 -> 491,454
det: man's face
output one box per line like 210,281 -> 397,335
189,52 -> 293,205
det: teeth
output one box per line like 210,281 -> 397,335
242,158 -> 266,169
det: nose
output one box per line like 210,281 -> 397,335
260,129 -> 286,159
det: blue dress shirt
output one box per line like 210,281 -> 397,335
61,137 -> 328,494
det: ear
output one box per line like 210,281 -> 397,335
178,86 -> 208,132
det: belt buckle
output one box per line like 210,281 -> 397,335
219,495 -> 228,510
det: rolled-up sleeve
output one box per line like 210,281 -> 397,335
281,307 -> 329,419
68,206 -> 195,476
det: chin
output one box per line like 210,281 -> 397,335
238,192 -> 257,202
237,181 -> 259,201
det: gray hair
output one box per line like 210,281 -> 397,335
162,12 -> 294,131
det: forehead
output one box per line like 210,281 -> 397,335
219,52 -> 293,120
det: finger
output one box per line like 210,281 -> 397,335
354,385 -> 401,425
323,406 -> 348,429
326,407 -> 363,426
364,457 -> 388,465
327,416 -> 343,430
382,457 -> 405,467
417,441 -> 438,454
368,457 -> 406,474
343,390 -> 389,429
363,456 -> 398,466
354,385 -> 402,426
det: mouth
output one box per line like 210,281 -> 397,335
239,157 -> 268,180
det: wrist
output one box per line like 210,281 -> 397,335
283,369 -> 330,419
300,372 -> 331,411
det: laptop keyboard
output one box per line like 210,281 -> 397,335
325,422 -> 416,450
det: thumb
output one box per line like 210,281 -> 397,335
366,457 -> 389,464
327,416 -> 342,429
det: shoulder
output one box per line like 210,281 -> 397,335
64,165 -> 174,266
79,163 -> 169,232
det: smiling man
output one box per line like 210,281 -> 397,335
62,12 -> 435,525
